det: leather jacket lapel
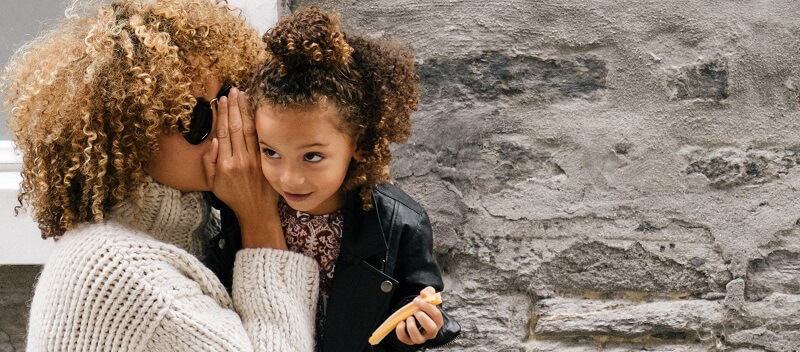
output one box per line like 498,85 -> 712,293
322,193 -> 394,351
341,192 -> 389,260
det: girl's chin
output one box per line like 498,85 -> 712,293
285,198 -> 335,215
286,202 -> 319,214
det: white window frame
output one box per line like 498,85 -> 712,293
0,141 -> 47,264
0,141 -> 22,193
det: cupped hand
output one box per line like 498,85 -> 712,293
202,87 -> 285,249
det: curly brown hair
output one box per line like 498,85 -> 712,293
2,0 -> 264,239
245,7 -> 419,208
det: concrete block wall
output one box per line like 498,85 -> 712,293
288,0 -> 800,350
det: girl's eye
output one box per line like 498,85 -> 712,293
304,153 -> 323,162
263,148 -> 280,159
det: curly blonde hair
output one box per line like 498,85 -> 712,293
245,7 -> 419,209
2,0 -> 264,239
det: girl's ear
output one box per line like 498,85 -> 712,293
353,148 -> 366,162
351,133 -> 365,161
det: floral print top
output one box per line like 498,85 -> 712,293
278,199 -> 344,299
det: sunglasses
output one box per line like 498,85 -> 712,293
179,85 -> 232,145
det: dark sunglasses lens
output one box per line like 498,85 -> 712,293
180,85 -> 231,145
218,85 -> 232,99
183,101 -> 212,145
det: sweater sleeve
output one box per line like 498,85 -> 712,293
145,248 -> 319,352
232,248 -> 320,352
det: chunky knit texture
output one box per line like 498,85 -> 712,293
26,178 -> 319,351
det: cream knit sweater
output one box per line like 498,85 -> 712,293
26,178 -> 319,351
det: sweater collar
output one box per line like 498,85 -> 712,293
109,177 -> 214,257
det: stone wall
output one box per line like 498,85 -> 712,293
287,1 -> 800,350
0,266 -> 40,352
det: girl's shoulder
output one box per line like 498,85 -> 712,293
371,183 -> 426,217
368,184 -> 433,238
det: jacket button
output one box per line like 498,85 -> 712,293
218,238 -> 226,250
380,280 -> 393,293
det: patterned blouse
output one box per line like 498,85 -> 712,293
278,199 -> 344,349
278,199 -> 344,299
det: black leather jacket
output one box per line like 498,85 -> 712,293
204,184 -> 460,351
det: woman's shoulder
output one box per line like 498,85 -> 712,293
44,221 -> 223,297
28,222 -> 234,351
53,220 -> 173,259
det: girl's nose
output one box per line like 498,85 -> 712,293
280,166 -> 305,188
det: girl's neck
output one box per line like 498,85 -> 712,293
292,188 -> 347,216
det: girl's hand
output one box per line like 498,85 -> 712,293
202,88 -> 286,249
395,287 -> 444,345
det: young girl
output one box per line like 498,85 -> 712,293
206,6 -> 460,352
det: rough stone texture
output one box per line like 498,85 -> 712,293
746,249 -> 800,300
417,53 -> 607,103
669,59 -> 729,101
534,297 -> 726,338
534,241 -> 720,294
0,265 -> 39,352
683,146 -> 800,188
289,0 -> 800,350
727,329 -> 800,352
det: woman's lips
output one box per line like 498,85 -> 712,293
284,192 -> 311,202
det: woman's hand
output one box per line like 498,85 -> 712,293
395,287 -> 444,345
202,87 -> 286,249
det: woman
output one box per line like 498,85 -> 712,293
2,0 -> 317,350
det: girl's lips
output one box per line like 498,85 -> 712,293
284,192 -> 311,202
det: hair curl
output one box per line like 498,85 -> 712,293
245,7 -> 419,209
2,0 -> 264,239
